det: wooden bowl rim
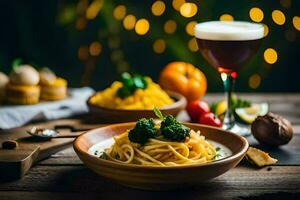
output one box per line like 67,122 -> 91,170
74,122 -> 249,170
86,90 -> 187,112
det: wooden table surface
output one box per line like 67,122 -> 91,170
1,93 -> 300,200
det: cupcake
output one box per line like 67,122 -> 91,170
39,68 -> 67,101
6,65 -> 40,105
0,72 -> 9,103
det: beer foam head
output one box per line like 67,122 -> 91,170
195,21 -> 264,41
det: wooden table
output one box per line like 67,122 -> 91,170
1,94 -> 300,200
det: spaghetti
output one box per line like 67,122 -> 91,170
101,128 -> 217,166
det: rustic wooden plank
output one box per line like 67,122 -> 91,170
0,165 -> 299,199
0,190 -> 299,200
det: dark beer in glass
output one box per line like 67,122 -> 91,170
194,21 -> 264,135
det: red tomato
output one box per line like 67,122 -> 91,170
186,100 -> 210,122
199,112 -> 222,127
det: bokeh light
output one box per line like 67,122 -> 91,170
188,38 -> 198,52
117,60 -> 130,73
151,1 -> 166,16
135,19 -> 150,35
249,7 -> 264,22
113,5 -> 126,20
164,20 -> 177,34
89,41 -> 102,56
153,39 -> 166,54
219,14 -> 234,21
280,0 -> 291,8
111,50 -> 123,62
172,0 -> 185,11
86,0 -> 103,20
293,16 -> 300,31
249,74 -> 261,89
180,3 -> 197,18
76,0 -> 88,15
123,15 -> 136,30
76,17 -> 87,30
264,48 -> 278,64
78,46 -> 89,61
186,21 -> 197,36
263,24 -> 269,37
272,10 -> 286,25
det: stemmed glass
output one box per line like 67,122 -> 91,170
194,21 -> 264,135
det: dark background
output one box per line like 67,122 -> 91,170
0,0 -> 299,92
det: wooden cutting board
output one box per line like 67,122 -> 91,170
0,117 -> 106,179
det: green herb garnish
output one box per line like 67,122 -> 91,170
12,58 -> 23,70
116,72 -> 148,98
154,108 -> 190,142
128,118 -> 157,145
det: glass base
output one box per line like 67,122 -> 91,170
222,122 -> 251,137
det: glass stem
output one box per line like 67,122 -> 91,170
221,72 -> 236,130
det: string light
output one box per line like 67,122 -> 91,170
263,24 -> 269,37
123,15 -> 136,30
186,21 -> 197,36
151,1 -> 166,16
249,74 -> 261,89
188,38 -> 198,52
113,5 -> 126,20
153,39 -> 166,54
264,48 -> 278,64
172,0 -> 185,11
180,3 -> 197,18
219,14 -> 234,21
293,16 -> 300,31
164,20 -> 177,34
249,7 -> 264,22
89,41 -> 102,56
86,0 -> 103,20
135,19 -> 150,35
272,10 -> 286,25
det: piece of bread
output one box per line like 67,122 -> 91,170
0,72 -> 9,103
6,84 -> 40,105
10,65 -> 40,85
40,77 -> 67,101
246,147 -> 278,167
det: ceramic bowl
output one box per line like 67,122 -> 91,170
86,91 -> 186,122
74,123 -> 249,190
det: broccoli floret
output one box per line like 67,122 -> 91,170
160,115 -> 180,129
128,118 -> 157,145
160,115 -> 190,141
161,124 -> 190,142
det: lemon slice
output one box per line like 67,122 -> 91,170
235,103 -> 268,124
215,100 -> 227,117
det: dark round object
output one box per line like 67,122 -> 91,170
251,112 -> 293,146
2,140 -> 18,149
